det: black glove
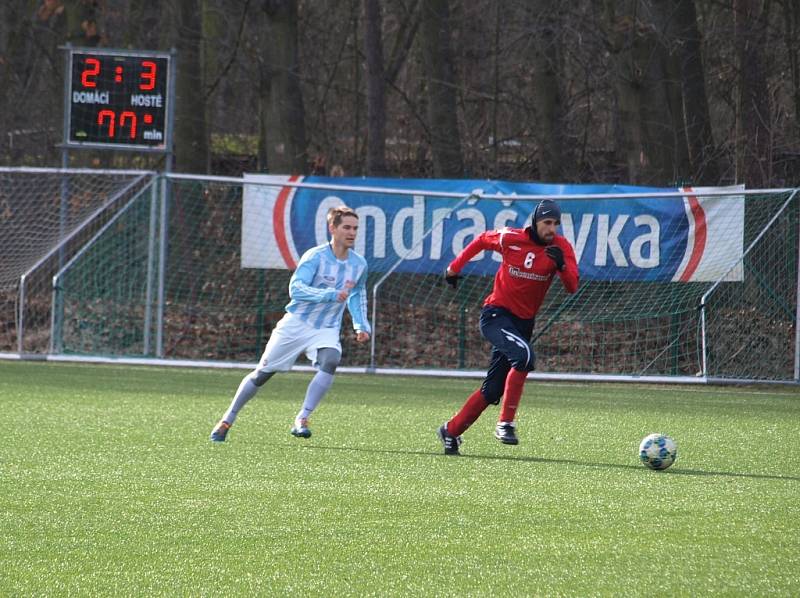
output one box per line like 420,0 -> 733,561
445,269 -> 461,288
545,245 -> 565,271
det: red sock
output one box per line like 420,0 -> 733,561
499,368 -> 528,422
447,388 -> 489,436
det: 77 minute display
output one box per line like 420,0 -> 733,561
69,52 -> 169,148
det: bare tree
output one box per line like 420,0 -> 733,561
175,0 -> 209,172
526,0 -> 568,182
202,0 -> 226,166
363,0 -> 388,175
420,0 -> 463,177
62,0 -> 102,46
671,0 -> 719,184
2,1 -> 69,164
734,0 -> 772,187
0,2 -> 31,147
384,0 -> 420,87
783,0 -> 800,129
380,1 -> 421,172
125,0 -> 162,49
650,0 -> 692,180
603,0 -> 688,185
258,0 -> 306,174
3,0 -> 800,185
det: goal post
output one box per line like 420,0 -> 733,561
698,188 -> 800,380
0,167 -> 156,354
2,170 -> 797,384
361,185 -> 799,382
50,177 -> 161,354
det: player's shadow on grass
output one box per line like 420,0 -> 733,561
301,443 -> 800,483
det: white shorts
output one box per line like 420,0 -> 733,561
255,313 -> 341,373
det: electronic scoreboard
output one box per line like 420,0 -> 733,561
64,47 -> 173,151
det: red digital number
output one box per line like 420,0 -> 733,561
97,109 -> 116,137
98,110 -> 139,140
82,57 -> 101,88
120,111 -> 138,139
140,61 -> 157,91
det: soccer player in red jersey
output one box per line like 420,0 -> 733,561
437,199 -> 579,455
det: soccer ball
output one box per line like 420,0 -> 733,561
639,433 -> 678,470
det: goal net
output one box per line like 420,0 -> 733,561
366,185 -> 799,382
0,168 -> 155,353
31,173 -> 800,382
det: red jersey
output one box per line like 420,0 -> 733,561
448,227 -> 579,319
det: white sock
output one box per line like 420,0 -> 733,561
222,376 -> 261,425
296,371 -> 334,421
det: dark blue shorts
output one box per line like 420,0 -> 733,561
478,305 -> 536,404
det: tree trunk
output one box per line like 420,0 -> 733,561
735,0 -> 772,187
203,0 -> 225,165
384,0 -> 420,87
786,0 -> 800,132
782,0 -> 800,130
352,6 -> 362,173
604,0 -> 685,185
651,0 -> 692,182
420,0 -> 463,177
125,0 -> 162,49
363,0 -> 388,176
671,0 -> 719,184
526,0 -> 567,182
175,0 -> 209,173
62,0 -> 101,46
0,2 -> 29,144
259,0 -> 307,174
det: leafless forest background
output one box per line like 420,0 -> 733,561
2,0 -> 800,187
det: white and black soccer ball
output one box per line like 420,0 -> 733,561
639,433 -> 678,470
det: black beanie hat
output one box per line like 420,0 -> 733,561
533,199 -> 561,224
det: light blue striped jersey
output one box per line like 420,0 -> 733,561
285,243 -> 371,334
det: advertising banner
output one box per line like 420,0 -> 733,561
242,175 -> 744,282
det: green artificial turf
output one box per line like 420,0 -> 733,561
1,361 -> 799,595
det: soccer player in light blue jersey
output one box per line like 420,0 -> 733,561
210,206 -> 371,442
